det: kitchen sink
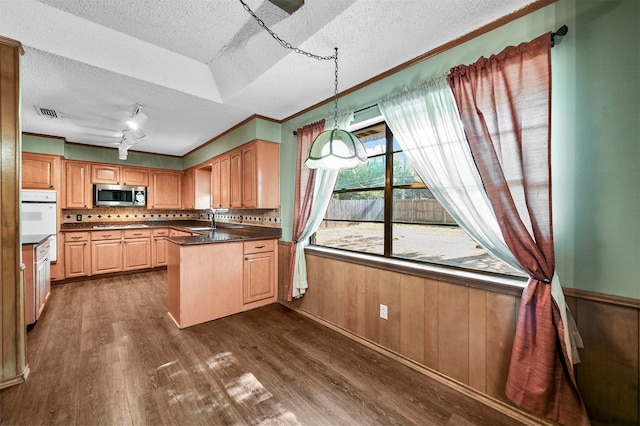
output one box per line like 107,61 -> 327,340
184,226 -> 214,231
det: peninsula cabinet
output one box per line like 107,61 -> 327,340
148,169 -> 181,209
22,152 -> 61,190
91,164 -> 149,186
90,230 -> 123,275
64,161 -> 92,208
64,231 -> 90,278
242,239 -> 276,304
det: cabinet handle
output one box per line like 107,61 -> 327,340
133,233 -> 142,236
102,234 -> 112,238
71,236 -> 83,240
255,245 -> 265,249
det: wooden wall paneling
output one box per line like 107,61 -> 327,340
437,282 -> 470,384
485,292 -> 517,401
277,243 -> 290,301
0,37 -> 26,389
298,252 -> 319,316
468,288 -> 487,393
576,299 -> 639,425
342,262 -> 366,336
400,274 -> 425,364
316,255 -> 339,326
364,267 -> 381,344
378,270 -> 401,353
423,277 -> 439,369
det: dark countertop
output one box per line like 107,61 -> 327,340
166,225 -> 281,246
60,220 -> 281,245
21,234 -> 53,245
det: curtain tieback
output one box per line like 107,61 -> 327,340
530,275 -> 551,283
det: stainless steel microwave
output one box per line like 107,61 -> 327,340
94,184 -> 146,207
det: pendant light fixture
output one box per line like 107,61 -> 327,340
240,0 -> 367,170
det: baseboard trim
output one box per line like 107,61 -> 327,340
280,302 -> 553,426
0,365 -> 30,391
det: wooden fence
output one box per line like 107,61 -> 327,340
325,199 -> 456,225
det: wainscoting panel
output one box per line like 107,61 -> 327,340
278,242 -> 640,424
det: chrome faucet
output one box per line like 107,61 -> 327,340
208,206 -> 216,229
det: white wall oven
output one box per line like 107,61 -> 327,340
21,189 -> 57,261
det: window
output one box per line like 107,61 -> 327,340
313,121 -> 521,277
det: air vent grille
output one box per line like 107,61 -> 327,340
35,107 -> 59,119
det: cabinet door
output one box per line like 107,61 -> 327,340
211,157 -> 222,208
65,161 -> 92,208
91,240 -> 122,275
152,236 -> 168,267
123,239 -> 152,270
243,251 -> 275,304
91,164 -> 120,184
220,155 -> 231,208
64,241 -> 90,277
22,153 -> 57,189
229,150 -> 243,208
149,170 -> 181,209
122,167 -> 149,186
182,168 -> 195,209
241,144 -> 257,208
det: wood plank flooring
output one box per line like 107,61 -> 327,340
1,271 -> 542,425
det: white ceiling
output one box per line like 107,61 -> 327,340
2,0 -> 537,157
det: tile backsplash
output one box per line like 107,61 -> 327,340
63,207 -> 281,228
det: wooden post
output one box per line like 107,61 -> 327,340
0,36 -> 28,390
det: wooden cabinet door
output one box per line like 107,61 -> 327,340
243,251 -> 275,304
123,239 -> 152,270
121,167 -> 149,186
229,149 -> 243,208
182,168 -> 195,209
91,164 -> 120,184
22,152 -> 57,189
91,240 -> 122,275
149,170 -> 181,209
152,236 -> 168,267
241,144 -> 257,208
220,154 -> 231,208
211,157 -> 221,208
64,161 -> 92,208
64,241 -> 90,277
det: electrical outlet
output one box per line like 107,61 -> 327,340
380,304 -> 388,320
76,214 -> 82,221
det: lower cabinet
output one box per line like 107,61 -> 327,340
64,232 -> 91,278
243,240 -> 276,304
152,228 -> 169,267
123,229 -> 152,270
91,231 -> 123,275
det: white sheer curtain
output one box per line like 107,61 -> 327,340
378,77 -> 523,274
291,113 -> 353,298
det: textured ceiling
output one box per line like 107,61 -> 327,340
1,0 -> 538,157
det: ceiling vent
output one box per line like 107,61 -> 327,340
35,107 -> 60,119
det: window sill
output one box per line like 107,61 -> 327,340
305,245 -> 528,297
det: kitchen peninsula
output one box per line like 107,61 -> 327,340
166,225 -> 280,328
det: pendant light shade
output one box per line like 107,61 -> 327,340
306,128 -> 367,169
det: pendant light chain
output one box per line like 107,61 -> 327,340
332,49 -> 339,130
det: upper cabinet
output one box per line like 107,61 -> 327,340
182,168 -> 195,209
22,152 -> 61,190
211,140 -> 279,209
64,161 -> 92,209
148,169 -> 182,209
91,164 -> 149,186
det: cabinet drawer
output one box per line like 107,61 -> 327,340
152,228 -> 169,237
64,231 -> 90,242
91,230 -> 123,241
243,239 -> 275,254
124,229 -> 151,239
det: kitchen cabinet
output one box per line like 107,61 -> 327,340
64,231 -> 90,277
91,230 -> 123,275
152,228 -> 169,267
123,229 -> 151,270
22,241 -> 51,325
149,169 -> 181,209
91,164 -> 150,186
64,161 -> 92,208
22,152 -> 61,190
242,239 -> 276,304
210,140 -> 279,209
182,168 -> 195,209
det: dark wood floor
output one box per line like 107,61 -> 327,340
1,271 -> 541,425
